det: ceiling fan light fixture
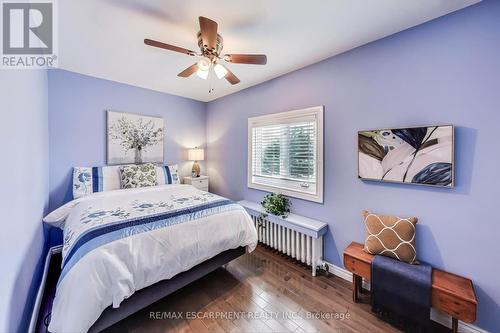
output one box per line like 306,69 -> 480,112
144,16 -> 267,87
197,57 -> 211,71
214,63 -> 228,79
196,68 -> 209,80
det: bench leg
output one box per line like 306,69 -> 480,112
359,280 -> 366,294
357,275 -> 363,295
352,274 -> 362,302
451,317 -> 458,333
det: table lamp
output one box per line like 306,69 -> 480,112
188,148 -> 204,177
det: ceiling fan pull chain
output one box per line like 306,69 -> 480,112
208,66 -> 215,94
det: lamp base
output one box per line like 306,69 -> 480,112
192,161 -> 201,177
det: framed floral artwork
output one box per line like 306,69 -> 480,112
107,111 -> 164,165
358,125 -> 454,187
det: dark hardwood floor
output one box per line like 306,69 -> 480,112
105,245 -> 448,333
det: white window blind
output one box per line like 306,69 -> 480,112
248,107 -> 324,203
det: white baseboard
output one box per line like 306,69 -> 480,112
429,310 -> 489,333
324,261 -> 370,290
320,260 -> 488,333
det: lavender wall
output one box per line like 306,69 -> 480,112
0,70 -> 49,332
48,70 -> 207,211
206,1 -> 499,330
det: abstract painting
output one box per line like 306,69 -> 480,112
358,125 -> 454,187
107,111 -> 164,165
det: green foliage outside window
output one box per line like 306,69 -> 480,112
262,138 -> 280,175
260,126 -> 314,180
289,126 -> 314,179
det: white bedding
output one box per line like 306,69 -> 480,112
45,184 -> 257,333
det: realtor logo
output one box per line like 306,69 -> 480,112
1,1 -> 57,68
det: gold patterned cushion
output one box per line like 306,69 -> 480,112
362,210 -> 418,264
119,163 -> 158,189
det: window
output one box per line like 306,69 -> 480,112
248,106 -> 324,203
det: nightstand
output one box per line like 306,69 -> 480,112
183,175 -> 209,192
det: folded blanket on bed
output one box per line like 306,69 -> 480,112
371,255 -> 432,328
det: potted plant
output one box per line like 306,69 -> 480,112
260,193 -> 291,219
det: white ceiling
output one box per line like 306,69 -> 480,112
58,0 -> 480,102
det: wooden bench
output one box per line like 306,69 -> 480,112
344,242 -> 477,333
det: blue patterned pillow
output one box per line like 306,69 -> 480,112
158,164 -> 180,185
73,165 -> 129,199
73,164 -> 180,199
73,167 -> 94,199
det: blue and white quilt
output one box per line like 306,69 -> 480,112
44,184 -> 257,333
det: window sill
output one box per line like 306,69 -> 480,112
248,181 -> 323,203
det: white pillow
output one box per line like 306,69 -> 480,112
43,199 -> 81,228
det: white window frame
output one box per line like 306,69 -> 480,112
248,106 -> 324,203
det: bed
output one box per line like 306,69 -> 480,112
43,183 -> 258,332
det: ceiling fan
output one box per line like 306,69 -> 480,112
144,16 -> 267,90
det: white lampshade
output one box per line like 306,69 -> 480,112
196,68 -> 208,80
214,63 -> 228,79
197,57 -> 211,71
188,148 -> 204,161
196,57 -> 211,80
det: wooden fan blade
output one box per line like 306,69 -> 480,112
144,39 -> 195,56
178,63 -> 199,77
199,16 -> 218,50
224,67 -> 240,85
224,54 -> 267,65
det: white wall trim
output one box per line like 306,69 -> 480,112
430,310 -> 489,333
247,106 -> 324,203
320,260 -> 488,333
